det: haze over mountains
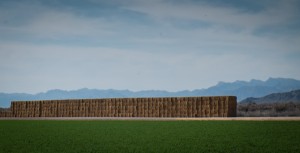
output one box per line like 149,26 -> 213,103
1,78 -> 300,108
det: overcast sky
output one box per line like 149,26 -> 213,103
0,0 -> 300,93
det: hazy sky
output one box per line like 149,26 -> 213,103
0,0 -> 300,93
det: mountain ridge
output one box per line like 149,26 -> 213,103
240,89 -> 300,104
1,77 -> 300,108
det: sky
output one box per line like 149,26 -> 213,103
0,0 -> 300,94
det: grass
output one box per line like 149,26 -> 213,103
0,120 -> 300,153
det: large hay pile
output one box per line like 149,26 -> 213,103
1,96 -> 236,117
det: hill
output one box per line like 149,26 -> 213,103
240,89 -> 300,104
1,77 -> 300,107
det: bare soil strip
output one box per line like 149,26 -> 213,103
1,117 -> 300,121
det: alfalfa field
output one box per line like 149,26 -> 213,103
0,120 -> 299,153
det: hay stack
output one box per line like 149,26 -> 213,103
5,96 -> 237,118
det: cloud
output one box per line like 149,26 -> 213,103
123,0 -> 300,33
0,0 -> 299,93
1,0 -> 299,49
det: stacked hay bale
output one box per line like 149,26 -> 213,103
73,100 -> 80,117
0,109 -> 12,117
25,101 -> 34,117
149,98 -> 153,117
126,98 -> 132,117
11,102 -> 17,117
132,98 -> 136,117
15,101 -> 26,117
98,99 -> 103,117
78,99 -> 84,117
57,100 -> 63,117
6,96 -> 237,118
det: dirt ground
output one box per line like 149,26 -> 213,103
1,117 -> 300,121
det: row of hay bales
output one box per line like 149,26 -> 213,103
0,110 -> 12,117
0,96 -> 237,117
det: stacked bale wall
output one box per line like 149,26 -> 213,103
0,96 -> 237,117
0,109 -> 12,117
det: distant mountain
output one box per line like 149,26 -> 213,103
0,88 -> 179,108
1,77 -> 300,107
240,89 -> 300,104
198,77 -> 300,101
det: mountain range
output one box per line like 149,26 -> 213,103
240,89 -> 300,104
1,77 -> 300,108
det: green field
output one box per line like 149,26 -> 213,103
0,120 -> 299,153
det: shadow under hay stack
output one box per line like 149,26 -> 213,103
0,96 -> 237,117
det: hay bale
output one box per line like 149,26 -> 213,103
6,96 -> 237,118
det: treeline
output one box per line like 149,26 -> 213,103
238,102 -> 300,117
